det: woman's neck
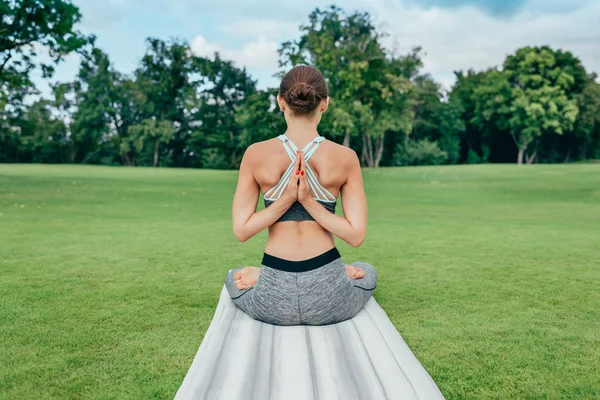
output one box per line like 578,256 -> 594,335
284,119 -> 320,147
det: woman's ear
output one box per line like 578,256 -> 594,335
276,95 -> 286,113
321,97 -> 330,113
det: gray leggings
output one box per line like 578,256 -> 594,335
224,250 -> 378,326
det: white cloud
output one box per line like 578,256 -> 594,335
195,0 -> 599,90
369,0 -> 600,89
189,35 -> 221,59
236,38 -> 279,68
190,35 -> 279,69
30,0 -> 600,98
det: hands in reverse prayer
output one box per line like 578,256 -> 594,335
280,150 -> 315,205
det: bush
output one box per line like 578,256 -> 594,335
201,148 -> 230,169
466,149 -> 481,164
393,139 -> 448,166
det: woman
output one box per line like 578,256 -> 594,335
225,65 -> 378,326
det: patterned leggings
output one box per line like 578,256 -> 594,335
224,248 -> 378,326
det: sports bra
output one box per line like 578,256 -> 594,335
263,134 -> 337,222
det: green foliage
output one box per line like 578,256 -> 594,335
128,118 -> 174,167
279,6 -> 417,166
410,75 -> 464,164
393,138 -> 448,166
2,5 -> 600,167
451,70 -> 495,162
235,88 -> 286,150
18,99 -> 68,162
471,47 -> 587,164
571,76 -> 600,160
66,48 -> 143,165
0,0 -> 91,162
0,0 -> 90,73
0,0 -> 90,103
190,55 -> 256,168
200,148 -> 229,170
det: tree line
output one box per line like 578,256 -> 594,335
2,1 -> 599,168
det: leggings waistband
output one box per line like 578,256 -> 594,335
262,247 -> 341,273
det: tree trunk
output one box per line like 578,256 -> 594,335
70,142 -> 76,163
361,133 -> 374,167
517,146 -> 526,165
564,147 -> 572,163
360,134 -> 368,166
525,150 -> 537,164
373,134 -> 385,168
343,131 -> 350,147
0,53 -> 13,74
153,139 -> 160,167
123,151 -> 134,166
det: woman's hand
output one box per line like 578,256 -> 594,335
281,150 -> 302,205
297,150 -> 312,204
297,149 -> 367,247
232,145 -> 306,242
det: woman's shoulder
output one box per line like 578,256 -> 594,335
242,137 -> 282,159
321,139 -> 360,166
243,136 -> 358,167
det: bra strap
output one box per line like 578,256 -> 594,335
264,134 -> 335,202
279,135 -> 324,161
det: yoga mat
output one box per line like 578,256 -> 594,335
175,285 -> 445,399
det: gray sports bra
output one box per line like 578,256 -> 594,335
263,134 -> 337,222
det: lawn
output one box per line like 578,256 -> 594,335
1,163 -> 599,399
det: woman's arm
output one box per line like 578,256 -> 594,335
298,149 -> 367,247
232,145 -> 301,242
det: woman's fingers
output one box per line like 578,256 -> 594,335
289,150 -> 303,188
286,167 -> 298,190
294,150 -> 302,171
299,162 -> 307,183
298,153 -> 311,202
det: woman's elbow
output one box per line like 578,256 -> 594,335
233,226 -> 250,242
348,232 -> 366,248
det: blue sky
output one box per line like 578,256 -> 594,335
33,0 -> 600,97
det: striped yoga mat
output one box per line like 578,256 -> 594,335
175,285 -> 445,399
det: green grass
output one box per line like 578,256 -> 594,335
1,163 -> 599,399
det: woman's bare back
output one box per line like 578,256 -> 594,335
246,136 -> 354,259
230,65 -> 368,291
253,137 -> 348,199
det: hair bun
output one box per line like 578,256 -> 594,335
286,82 -> 318,114
279,65 -> 329,115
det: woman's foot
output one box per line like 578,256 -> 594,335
234,266 -> 261,290
345,265 -> 365,279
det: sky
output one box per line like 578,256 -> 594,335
32,0 -> 600,97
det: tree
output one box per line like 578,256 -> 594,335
451,70 -> 490,162
191,55 -> 256,168
279,6 -> 417,167
67,48 -> 143,165
279,6 -> 385,148
135,38 -> 196,167
4,5 -> 598,168
0,0 -> 91,115
128,118 -> 174,167
572,76 -> 600,160
235,88 -> 286,151
474,47 -> 584,164
0,0 -> 89,77
408,75 -> 464,164
0,0 -> 89,162
18,99 -> 68,162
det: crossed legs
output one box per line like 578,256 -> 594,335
233,264 -> 366,290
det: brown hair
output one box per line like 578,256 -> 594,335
279,65 -> 329,115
